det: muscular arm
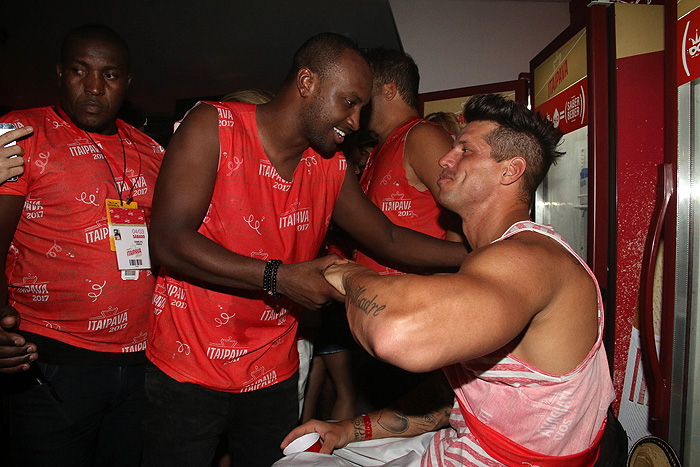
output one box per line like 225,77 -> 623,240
359,371 -> 453,441
404,123 -> 464,241
324,237 -> 581,373
331,168 -> 467,270
281,371 -> 453,454
149,104 -> 342,309
403,122 -> 452,201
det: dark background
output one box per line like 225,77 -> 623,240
0,0 -> 402,129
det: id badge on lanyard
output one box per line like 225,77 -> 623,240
105,198 -> 151,280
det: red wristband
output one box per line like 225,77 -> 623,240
361,413 -> 372,440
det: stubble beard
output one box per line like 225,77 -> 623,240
302,100 -> 337,158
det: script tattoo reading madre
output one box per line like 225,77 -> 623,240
349,285 -> 386,317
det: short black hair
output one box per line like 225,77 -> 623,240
61,24 -> 131,71
463,94 -> 564,200
285,32 -> 364,83
364,48 -> 419,109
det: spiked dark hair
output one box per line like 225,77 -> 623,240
463,94 -> 564,200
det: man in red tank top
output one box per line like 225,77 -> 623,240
0,25 -> 163,467
355,48 -> 459,275
142,33 -> 468,467
281,94 -> 621,467
352,47 -> 462,414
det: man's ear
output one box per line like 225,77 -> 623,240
56,64 -> 63,85
383,82 -> 398,102
501,156 -> 527,186
127,73 -> 132,89
297,67 -> 317,98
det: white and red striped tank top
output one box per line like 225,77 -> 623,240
422,221 -> 615,467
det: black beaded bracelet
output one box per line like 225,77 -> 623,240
263,259 -> 283,300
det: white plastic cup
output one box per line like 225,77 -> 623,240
283,432 -> 322,455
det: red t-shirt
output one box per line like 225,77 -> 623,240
1,106 -> 163,353
147,102 -> 346,392
354,117 -> 447,274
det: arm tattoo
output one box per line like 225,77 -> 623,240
377,410 -> 409,434
353,417 -> 366,442
376,407 -> 448,437
349,284 -> 386,317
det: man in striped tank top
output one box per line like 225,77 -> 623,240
279,94 -> 618,467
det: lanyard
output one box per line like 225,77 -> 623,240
84,129 -> 133,205
53,105 -> 139,205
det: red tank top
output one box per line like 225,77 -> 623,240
354,118 -> 447,274
0,106 -> 163,353
147,102 -> 346,392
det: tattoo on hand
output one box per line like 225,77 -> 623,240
349,284 -> 386,317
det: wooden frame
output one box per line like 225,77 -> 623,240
418,78 -> 529,126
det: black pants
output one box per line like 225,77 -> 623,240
1,362 -> 146,467
142,365 -> 299,467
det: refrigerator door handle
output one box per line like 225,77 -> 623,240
638,162 -> 674,434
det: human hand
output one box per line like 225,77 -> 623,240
280,419 -> 355,455
0,126 -> 33,184
275,255 -> 345,310
323,261 -> 370,296
0,304 -> 37,373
